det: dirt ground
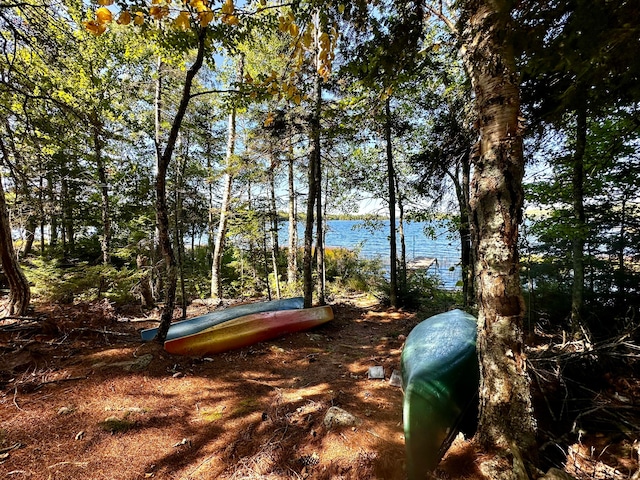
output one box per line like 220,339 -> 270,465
1,295 -> 639,480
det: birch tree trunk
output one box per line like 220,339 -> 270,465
211,56 -> 244,300
460,0 -> 537,476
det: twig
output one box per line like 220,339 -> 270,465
35,376 -> 87,389
0,316 -> 42,322
13,386 -> 24,411
0,442 -> 23,454
70,327 -> 134,337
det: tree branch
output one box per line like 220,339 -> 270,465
189,88 -> 242,99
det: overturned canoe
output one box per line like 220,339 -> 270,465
164,305 -> 333,356
401,309 -> 479,479
140,297 -> 304,342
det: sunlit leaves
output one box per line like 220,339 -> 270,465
84,0 -> 244,36
84,20 -> 107,36
133,11 -> 144,25
149,5 -> 169,20
174,10 -> 190,30
96,7 -> 113,23
117,11 -> 132,25
199,10 -> 214,27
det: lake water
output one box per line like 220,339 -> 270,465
281,220 -> 462,289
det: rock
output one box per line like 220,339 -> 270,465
128,354 -> 153,372
323,406 -> 361,429
367,366 -> 384,379
539,468 -> 576,480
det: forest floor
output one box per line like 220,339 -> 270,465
0,294 -> 639,480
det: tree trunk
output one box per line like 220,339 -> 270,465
461,0 -> 537,476
47,172 -> 58,249
61,177 -> 74,258
0,148 -> 31,316
1,121 -> 36,259
448,151 -> 474,307
303,58 -> 322,309
616,197 -> 626,308
211,56 -> 243,300
385,97 -> 398,308
17,174 -> 36,258
268,160 -> 281,299
395,171 -> 407,295
92,116 -> 111,265
287,146 -> 298,285
571,106 -> 587,336
314,88 -> 325,306
154,30 -> 207,343
175,153 -> 187,318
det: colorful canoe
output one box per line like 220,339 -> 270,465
401,309 -> 479,478
140,297 -> 304,342
164,305 -> 333,356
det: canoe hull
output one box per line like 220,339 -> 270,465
164,306 -> 334,356
401,309 -> 479,478
140,297 -> 304,342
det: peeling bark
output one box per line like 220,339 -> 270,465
460,0 -> 537,476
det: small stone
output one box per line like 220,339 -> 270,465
368,366 -> 384,379
323,406 -> 361,429
75,431 -> 84,440
127,354 -> 153,372
58,406 -> 73,415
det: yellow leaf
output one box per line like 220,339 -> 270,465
199,10 -> 214,26
244,72 -> 253,84
174,11 -> 190,30
302,29 -> 312,48
133,11 -> 144,25
96,7 -> 113,24
278,16 -> 289,33
222,14 -> 239,25
289,23 -> 299,37
150,5 -> 169,20
338,4 -> 345,14
83,20 -> 107,35
98,0 -> 114,5
264,112 -> 275,127
221,0 -> 234,14
117,11 -> 131,25
190,0 -> 206,11
293,95 -> 301,105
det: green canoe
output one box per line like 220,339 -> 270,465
401,309 -> 479,478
